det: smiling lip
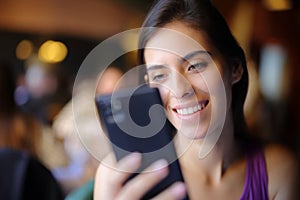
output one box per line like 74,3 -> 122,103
173,100 -> 209,115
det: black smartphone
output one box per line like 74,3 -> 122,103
95,85 -> 188,200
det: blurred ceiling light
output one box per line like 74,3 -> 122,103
259,43 -> 287,102
16,40 -> 34,60
262,0 -> 293,11
38,40 -> 68,63
120,30 -> 139,51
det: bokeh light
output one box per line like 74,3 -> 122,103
38,40 -> 68,63
16,39 -> 34,60
262,0 -> 293,11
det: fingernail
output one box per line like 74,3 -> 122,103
171,182 -> 187,199
126,152 -> 142,165
152,159 -> 169,170
149,159 -> 169,176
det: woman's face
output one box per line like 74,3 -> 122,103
144,21 -> 234,140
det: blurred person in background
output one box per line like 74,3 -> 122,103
52,66 -> 123,199
0,60 -> 64,199
0,60 -> 40,156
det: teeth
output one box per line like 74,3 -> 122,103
176,102 -> 207,115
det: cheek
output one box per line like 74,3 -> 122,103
189,74 -> 209,94
203,67 -> 232,112
188,69 -> 222,96
193,69 -> 229,109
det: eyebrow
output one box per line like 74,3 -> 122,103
182,50 -> 212,61
146,50 -> 212,71
147,64 -> 167,71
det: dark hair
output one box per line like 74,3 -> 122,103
138,0 -> 249,137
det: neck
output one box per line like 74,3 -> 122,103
175,115 -> 242,185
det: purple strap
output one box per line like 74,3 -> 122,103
240,147 -> 269,200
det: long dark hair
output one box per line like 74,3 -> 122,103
137,0 -> 249,137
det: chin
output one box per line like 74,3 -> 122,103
176,125 -> 209,140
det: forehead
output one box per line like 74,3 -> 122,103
145,21 -> 212,58
144,48 -> 211,68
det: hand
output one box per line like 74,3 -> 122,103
94,152 -> 187,200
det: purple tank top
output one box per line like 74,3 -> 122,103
240,147 -> 269,200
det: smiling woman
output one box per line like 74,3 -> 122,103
94,0 -> 299,199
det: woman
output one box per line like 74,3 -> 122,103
94,0 -> 299,199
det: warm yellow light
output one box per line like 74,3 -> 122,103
120,30 -> 139,51
16,39 -> 34,60
263,0 -> 292,11
38,40 -> 68,63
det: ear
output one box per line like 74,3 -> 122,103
231,62 -> 243,85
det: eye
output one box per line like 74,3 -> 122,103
150,73 -> 168,82
187,62 -> 208,73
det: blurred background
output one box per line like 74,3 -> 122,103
0,0 -> 299,196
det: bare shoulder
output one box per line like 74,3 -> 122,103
264,143 -> 299,200
264,143 -> 298,167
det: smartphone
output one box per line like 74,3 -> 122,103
95,85 -> 189,200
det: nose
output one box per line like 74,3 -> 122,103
169,72 -> 193,99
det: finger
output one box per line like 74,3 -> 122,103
116,159 -> 169,200
94,153 -> 141,200
114,152 -> 142,183
94,153 -> 117,199
152,182 -> 187,200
